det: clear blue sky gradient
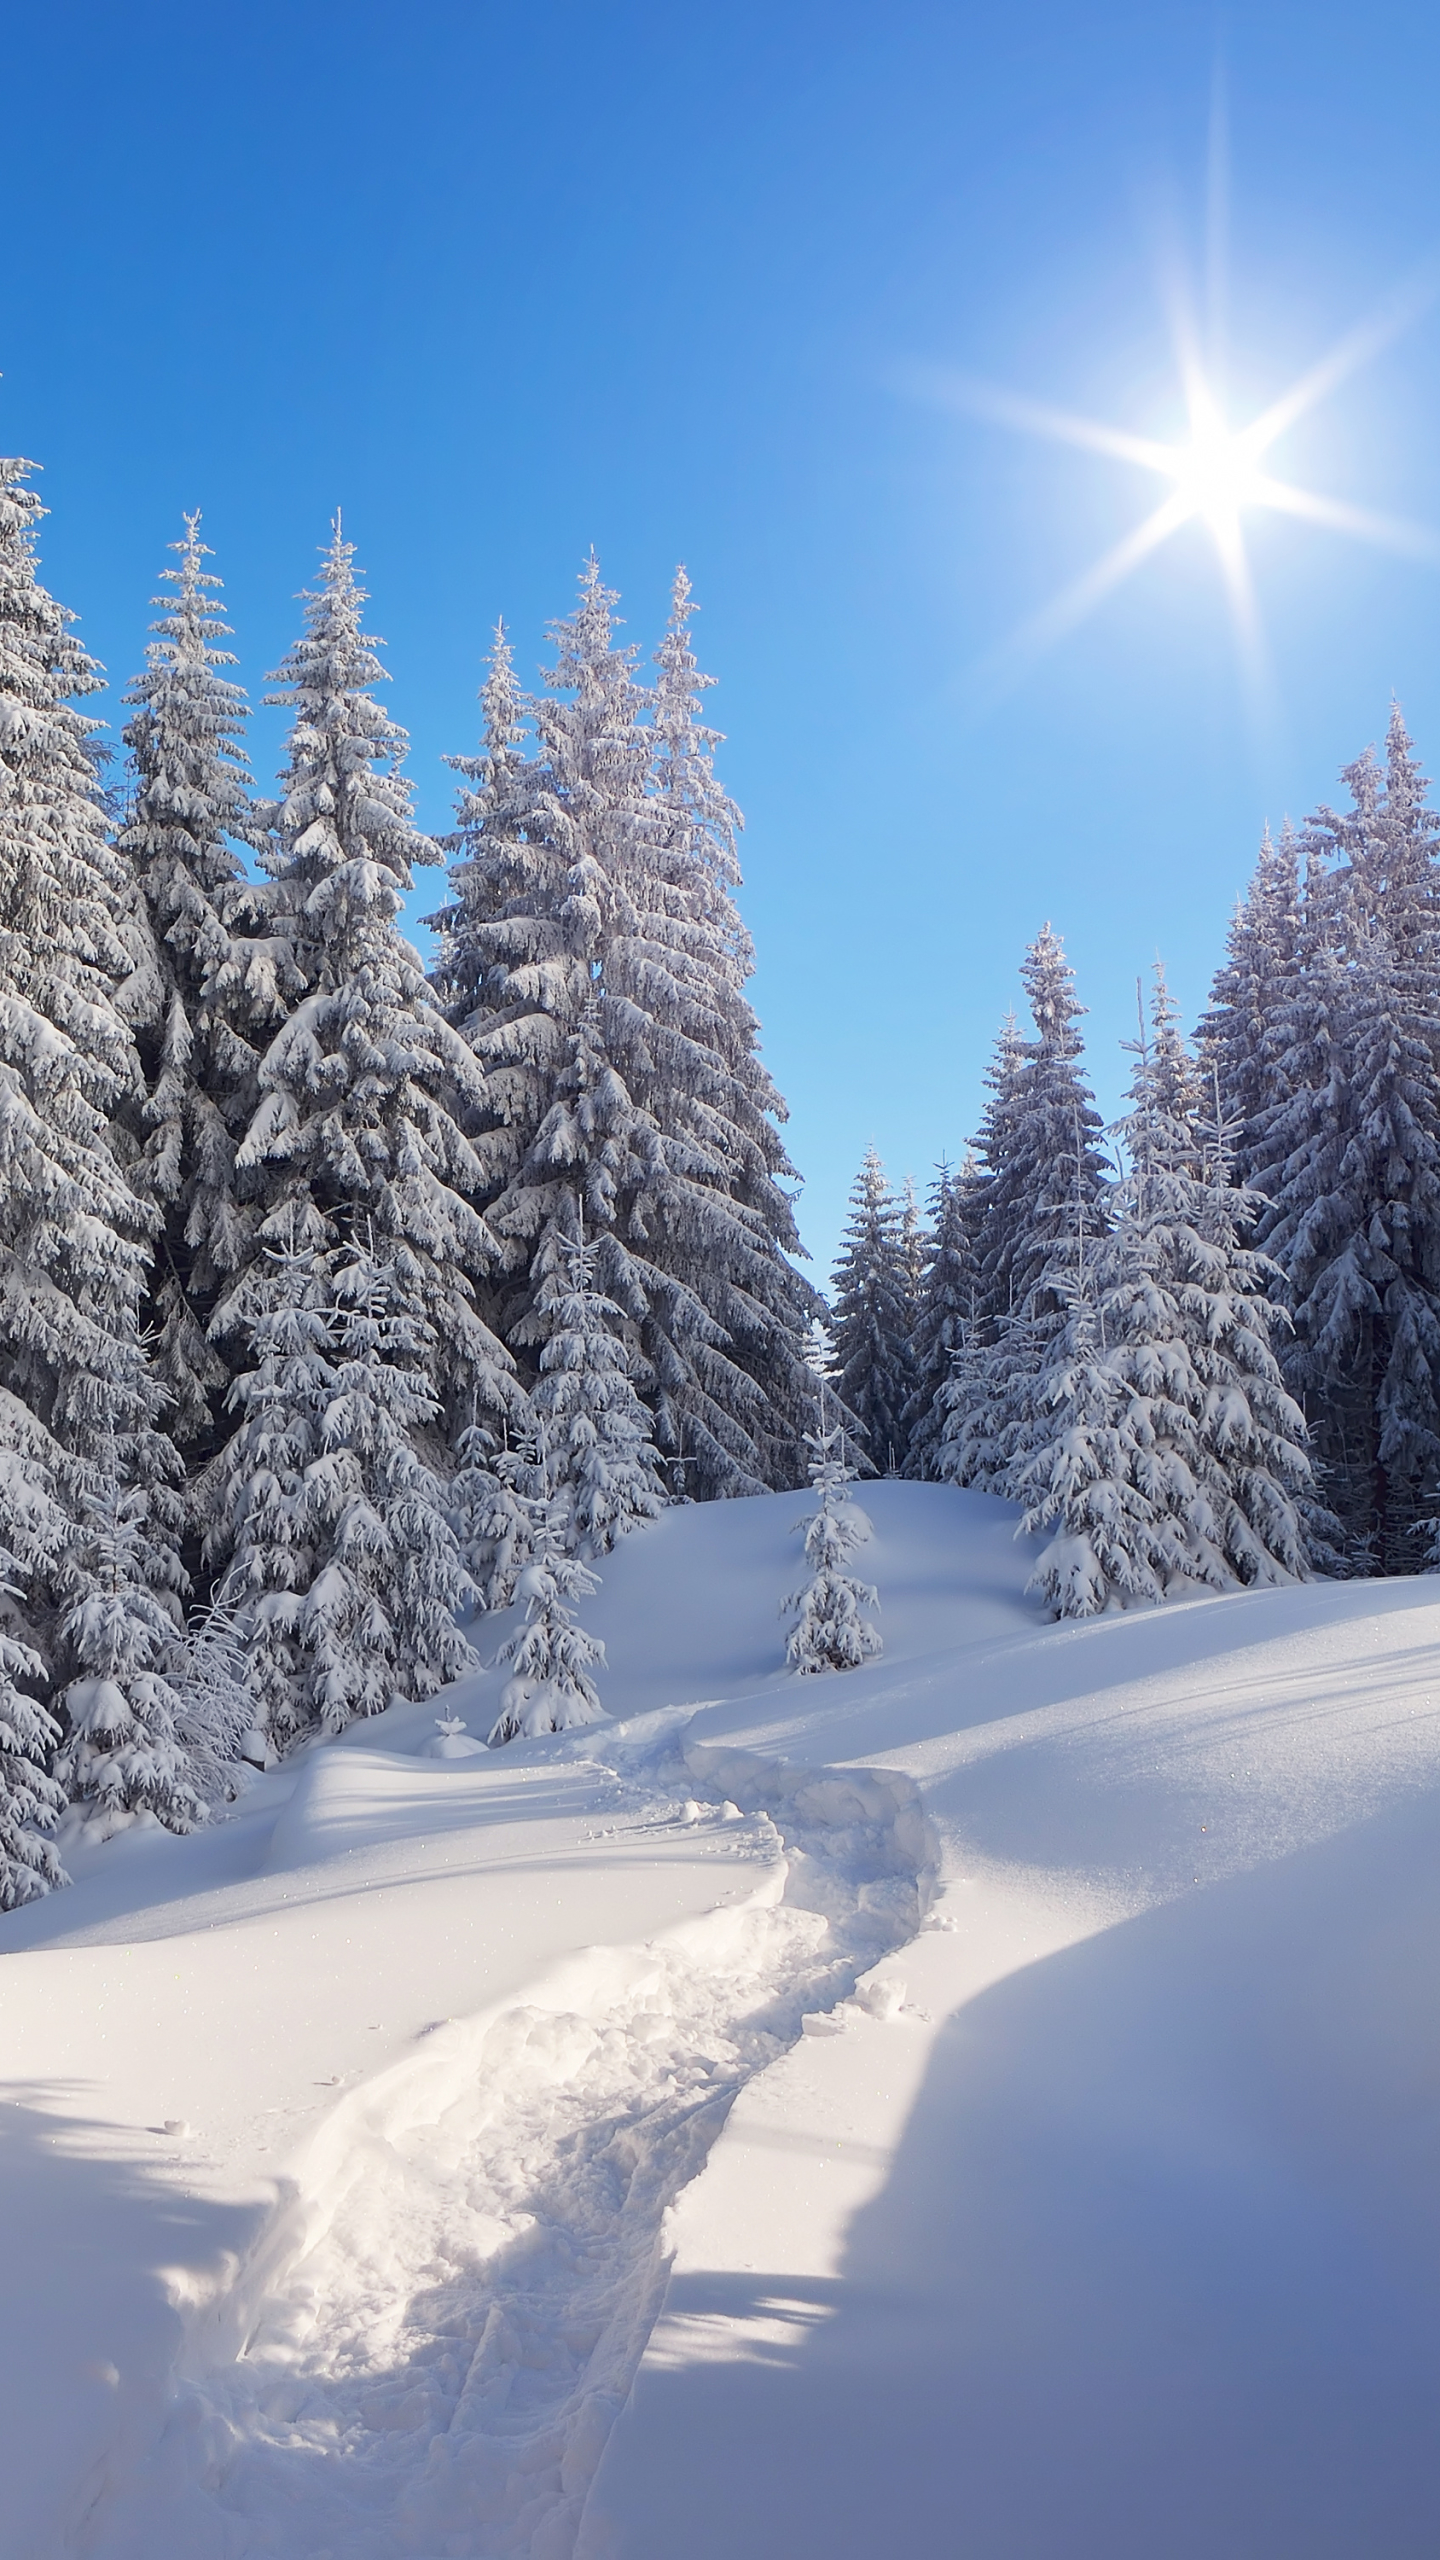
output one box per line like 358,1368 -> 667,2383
7,1 -> 1440,1278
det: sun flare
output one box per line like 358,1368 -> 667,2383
913,253 -> 1440,701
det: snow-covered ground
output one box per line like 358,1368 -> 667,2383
5,1483 -> 1440,2558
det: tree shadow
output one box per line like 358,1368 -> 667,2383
0,2082 -> 264,2560
584,1783 -> 1440,2559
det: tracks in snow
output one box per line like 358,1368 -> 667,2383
93,1732 -> 934,2560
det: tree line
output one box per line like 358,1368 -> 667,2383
4,438 -> 1434,1911
831,710 -> 1440,1608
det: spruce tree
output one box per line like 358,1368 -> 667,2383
940,931 -> 1110,1493
1016,1276 -> 1174,1619
904,1159 -> 981,1479
436,563 -> 818,1496
1200,823 -> 1303,1169
1111,980 -> 1312,1584
54,1468 -> 205,1836
784,1419 -> 882,1672
116,515 -> 275,1452
525,1224 -> 664,1555
488,1459 -> 607,1744
0,456 -> 192,1846
622,567 -> 820,1487
453,1418 -> 538,1614
429,620 -> 541,1050
211,1235 -> 477,1746
210,520 -> 517,1452
0,1528 -> 66,1907
829,1148 -> 919,1473
1234,714 -> 1440,1569
977,926 -> 1110,1323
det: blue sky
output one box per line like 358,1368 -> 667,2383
7,1 -> 1440,1277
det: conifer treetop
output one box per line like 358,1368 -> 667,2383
0,457 -> 136,1085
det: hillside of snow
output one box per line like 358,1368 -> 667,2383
5,1482 -> 1440,2558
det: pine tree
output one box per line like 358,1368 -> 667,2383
211,1234 -> 477,1746
976,927 -> 1110,1325
525,1223 -> 664,1555
0,1529 -> 66,1907
0,456 -> 192,1839
116,515 -> 276,1452
1237,714 -> 1440,1569
1016,1276 -> 1174,1619
1018,979 -> 1313,1616
54,1465 -> 205,1836
488,1459 -> 607,1744
784,1419 -> 882,1672
211,520 -> 516,1446
172,1596 -> 262,1799
1200,823 -> 1303,1169
437,563 -> 818,1496
829,1148 -> 919,1474
207,1238 -> 340,1748
429,620 -> 542,1047
619,566 -> 820,1488
940,932 -> 1110,1494
1110,980 -> 1312,1585
451,1404 -> 541,1614
904,1159 -> 981,1479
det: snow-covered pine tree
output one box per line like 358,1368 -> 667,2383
211,1231 -> 477,1745
1104,975 -> 1312,1590
525,1223 -> 664,1554
784,1416 -> 881,1672
0,1527 -> 66,1907
1242,714 -> 1440,1569
171,1595 -> 262,1799
1199,822 -> 1303,1173
488,1451 -> 607,1744
451,1406 -> 540,1614
976,926 -> 1110,1328
207,521 -> 517,1506
615,566 -> 820,1489
432,565 -> 654,1387
54,1456 -> 205,1837
429,620 -> 542,1046
1017,970 -> 1314,1619
936,1017 -> 1023,1494
437,563 -> 818,1495
116,515 -> 277,1452
315,1237 -> 478,1720
206,1236 -> 339,1747
829,1148 -> 920,1475
1015,1272 -> 1174,1619
0,456 -> 194,1846
940,931 -> 1110,1495
904,1158 -> 981,1479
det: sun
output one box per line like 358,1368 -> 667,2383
908,253 -> 1440,699
1168,401 -> 1267,533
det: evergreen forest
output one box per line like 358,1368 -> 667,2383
3,450 -> 1437,1903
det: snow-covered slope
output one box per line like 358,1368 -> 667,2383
5,1485 -> 1440,2557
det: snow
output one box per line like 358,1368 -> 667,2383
6,1483 -> 1440,2554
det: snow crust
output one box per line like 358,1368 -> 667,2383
5,1483 -> 1440,2555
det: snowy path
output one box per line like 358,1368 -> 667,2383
81,1729 -> 931,2560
